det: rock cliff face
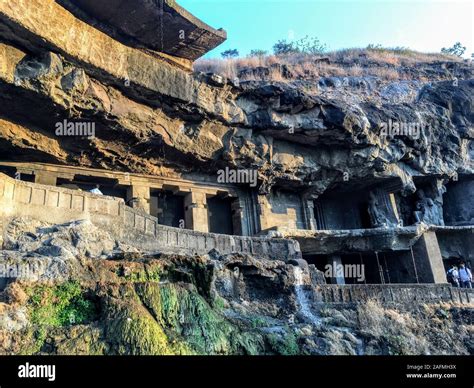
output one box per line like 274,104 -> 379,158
0,218 -> 472,355
0,23 -> 472,195
0,1 -> 473,356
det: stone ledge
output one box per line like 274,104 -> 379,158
59,0 -> 227,61
0,172 -> 302,261
286,224 -> 474,255
0,0 -> 243,123
313,284 -> 474,305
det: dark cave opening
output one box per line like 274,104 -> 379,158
150,189 -> 186,228
207,195 -> 234,235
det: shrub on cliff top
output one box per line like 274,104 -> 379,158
441,42 -> 467,57
273,36 -> 327,56
221,49 -> 239,59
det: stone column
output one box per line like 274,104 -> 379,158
303,197 -> 317,230
231,198 -> 245,236
126,185 -> 150,214
329,255 -> 345,285
411,231 -> 447,284
257,195 -> 273,232
388,193 -> 401,224
34,171 -> 57,186
185,191 -> 208,232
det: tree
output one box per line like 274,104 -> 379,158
273,39 -> 299,55
297,36 -> 327,55
441,42 -> 466,57
221,49 -> 239,59
273,36 -> 327,56
249,49 -> 268,57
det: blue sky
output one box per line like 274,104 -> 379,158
179,0 -> 473,58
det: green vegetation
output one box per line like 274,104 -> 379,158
122,265 -> 161,283
266,331 -> 300,355
250,316 -> 268,329
21,281 -> 97,354
441,42 -> 467,57
27,281 -> 96,328
212,295 -> 226,310
273,36 -> 327,55
135,283 -> 265,355
221,49 -> 239,59
106,296 -> 190,355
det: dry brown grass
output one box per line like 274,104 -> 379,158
355,300 -> 470,355
369,67 -> 402,81
194,47 -> 464,83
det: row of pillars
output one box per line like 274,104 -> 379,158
34,173 -> 221,234
121,186 -> 247,235
326,232 -> 447,285
115,184 -> 216,233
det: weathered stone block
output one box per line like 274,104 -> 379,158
156,229 -> 168,247
145,219 -> 156,236
205,236 -> 216,250
124,209 -> 135,227
178,232 -> 188,248
72,195 -> 85,211
16,186 -> 32,204
58,193 -> 72,209
168,231 -> 178,247
46,191 -> 60,207
134,215 -> 145,232
31,188 -> 46,205
4,181 -> 14,200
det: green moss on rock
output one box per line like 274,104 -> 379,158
136,282 -> 264,355
266,331 -> 300,355
21,281 -> 97,354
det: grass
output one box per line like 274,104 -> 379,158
194,47 -> 464,82
266,331 -> 300,355
27,282 -> 96,328
21,281 -> 97,354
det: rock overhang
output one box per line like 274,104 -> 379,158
58,0 -> 227,62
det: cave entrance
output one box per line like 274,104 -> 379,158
56,175 -> 127,200
443,176 -> 474,226
207,195 -> 234,235
313,192 -> 371,230
313,184 -> 401,230
0,165 -> 34,182
303,251 -> 419,285
304,254 -> 374,284
150,189 -> 185,228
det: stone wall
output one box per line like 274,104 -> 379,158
436,228 -> 474,268
313,284 -> 473,305
259,190 -> 307,232
0,173 -> 302,261
443,178 -> 474,226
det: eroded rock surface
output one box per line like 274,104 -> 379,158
0,27 -> 472,194
0,219 -> 472,355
